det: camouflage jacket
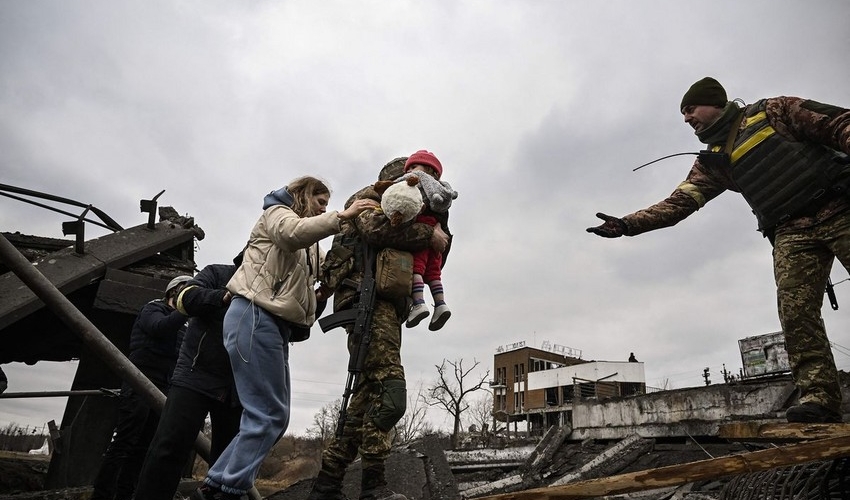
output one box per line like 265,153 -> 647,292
622,96 -> 850,236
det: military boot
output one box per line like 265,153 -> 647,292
360,464 -> 407,500
307,469 -> 349,500
786,402 -> 843,423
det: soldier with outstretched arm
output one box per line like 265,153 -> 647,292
588,77 -> 850,423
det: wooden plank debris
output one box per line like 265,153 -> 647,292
478,434 -> 850,500
717,421 -> 850,442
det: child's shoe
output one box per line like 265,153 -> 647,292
429,303 -> 451,331
406,302 -> 430,328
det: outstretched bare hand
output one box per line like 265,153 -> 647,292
339,199 -> 378,221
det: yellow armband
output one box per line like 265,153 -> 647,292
676,181 -> 706,207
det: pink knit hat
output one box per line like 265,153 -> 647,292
404,150 -> 443,179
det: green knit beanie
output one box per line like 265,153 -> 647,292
680,77 -> 727,111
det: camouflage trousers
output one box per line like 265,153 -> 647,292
773,210 -> 850,412
320,299 -> 406,478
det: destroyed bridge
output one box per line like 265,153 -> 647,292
1,183 -> 850,499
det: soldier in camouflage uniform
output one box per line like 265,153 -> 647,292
309,158 -> 451,500
588,77 -> 850,423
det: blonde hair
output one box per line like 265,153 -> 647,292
287,176 -> 331,217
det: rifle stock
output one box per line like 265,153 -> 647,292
333,245 -> 377,439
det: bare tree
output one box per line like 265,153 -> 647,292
426,358 -> 490,449
393,380 -> 435,445
306,398 -> 342,446
466,390 -> 493,434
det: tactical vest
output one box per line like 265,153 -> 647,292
714,99 -> 850,230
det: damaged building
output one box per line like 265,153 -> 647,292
490,342 -> 646,433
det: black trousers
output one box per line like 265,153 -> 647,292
133,385 -> 242,500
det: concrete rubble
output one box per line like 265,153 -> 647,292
268,374 -> 850,500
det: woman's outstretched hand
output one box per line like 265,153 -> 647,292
338,199 -> 379,220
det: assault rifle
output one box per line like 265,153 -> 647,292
318,244 -> 377,439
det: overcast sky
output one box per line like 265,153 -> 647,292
2,1 -> 850,437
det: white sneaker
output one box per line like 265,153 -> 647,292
428,303 -> 451,331
406,303 -> 430,328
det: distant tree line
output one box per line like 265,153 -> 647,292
0,422 -> 48,453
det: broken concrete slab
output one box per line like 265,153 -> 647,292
549,434 -> 653,486
569,378 -> 799,440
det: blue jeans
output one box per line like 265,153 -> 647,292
204,296 -> 291,495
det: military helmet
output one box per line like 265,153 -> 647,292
378,157 -> 408,181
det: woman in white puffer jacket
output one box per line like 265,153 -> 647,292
195,176 -> 376,500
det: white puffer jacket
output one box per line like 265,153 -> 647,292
227,205 -> 341,326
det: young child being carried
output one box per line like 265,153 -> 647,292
396,150 -> 457,331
